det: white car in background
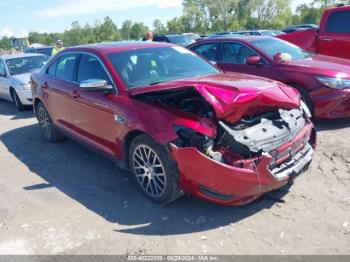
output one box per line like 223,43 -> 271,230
0,53 -> 48,111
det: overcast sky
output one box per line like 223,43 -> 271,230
0,0 -> 313,37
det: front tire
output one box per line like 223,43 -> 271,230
11,89 -> 25,111
129,134 -> 182,205
35,102 -> 64,143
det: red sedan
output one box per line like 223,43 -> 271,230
31,42 -> 315,206
188,36 -> 350,119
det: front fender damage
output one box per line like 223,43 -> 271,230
133,85 -> 316,205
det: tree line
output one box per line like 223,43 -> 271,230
0,0 -> 349,49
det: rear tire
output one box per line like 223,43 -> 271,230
10,89 -> 25,111
35,102 -> 64,143
128,134 -> 182,205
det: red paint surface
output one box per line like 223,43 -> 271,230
277,5 -> 350,60
32,42 -> 315,205
189,37 -> 350,119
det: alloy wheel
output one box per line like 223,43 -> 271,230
37,106 -> 52,139
132,145 -> 167,197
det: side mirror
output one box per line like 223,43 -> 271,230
79,79 -> 113,92
246,56 -> 261,65
273,52 -> 292,62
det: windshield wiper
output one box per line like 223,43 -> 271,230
149,80 -> 168,86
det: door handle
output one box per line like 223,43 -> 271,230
70,90 -> 80,99
42,82 -> 48,89
322,38 -> 332,42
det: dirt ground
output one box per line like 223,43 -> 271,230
0,100 -> 349,255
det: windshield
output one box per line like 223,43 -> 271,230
250,38 -> 312,61
260,31 -> 275,36
187,34 -> 200,41
6,56 -> 49,75
167,35 -> 197,47
108,46 -> 219,89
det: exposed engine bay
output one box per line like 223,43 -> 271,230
135,88 -> 215,118
135,87 -> 313,175
218,108 -> 306,154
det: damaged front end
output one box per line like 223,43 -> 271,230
133,83 -> 316,205
217,106 -> 314,180
170,104 -> 315,205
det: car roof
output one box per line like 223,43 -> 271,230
64,41 -> 176,54
0,53 -> 46,60
197,35 -> 269,43
155,33 -> 195,36
323,5 -> 350,15
206,33 -> 245,38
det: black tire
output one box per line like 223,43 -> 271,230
128,134 -> 182,205
290,84 -> 315,117
35,102 -> 64,143
10,89 -> 25,111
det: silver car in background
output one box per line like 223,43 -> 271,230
0,53 -> 48,111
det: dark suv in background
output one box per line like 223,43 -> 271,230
24,46 -> 54,57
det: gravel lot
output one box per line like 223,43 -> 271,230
0,100 -> 349,255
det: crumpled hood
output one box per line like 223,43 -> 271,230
130,73 -> 300,123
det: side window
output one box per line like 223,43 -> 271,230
325,11 -> 350,33
47,60 -> 58,76
191,43 -> 218,61
55,54 -> 78,81
221,43 -> 256,64
77,54 -> 111,84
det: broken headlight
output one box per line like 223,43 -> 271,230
173,125 -> 224,163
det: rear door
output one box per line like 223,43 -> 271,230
43,53 -> 79,129
319,10 -> 350,59
70,53 -> 120,156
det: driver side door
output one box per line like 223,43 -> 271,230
216,42 -> 271,77
70,53 -> 122,157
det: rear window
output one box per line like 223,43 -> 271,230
54,54 -> 78,81
47,60 -> 58,76
325,11 -> 350,33
190,43 -> 218,61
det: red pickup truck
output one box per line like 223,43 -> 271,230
278,5 -> 350,59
